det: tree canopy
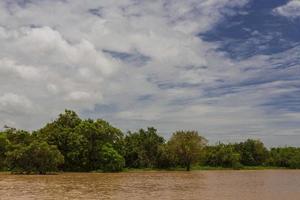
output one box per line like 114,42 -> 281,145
0,109 -> 300,174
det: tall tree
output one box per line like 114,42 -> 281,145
75,119 -> 124,171
37,110 -> 83,171
168,131 -> 207,171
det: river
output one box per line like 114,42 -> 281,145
0,170 -> 300,200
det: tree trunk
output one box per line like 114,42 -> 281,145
186,162 -> 191,171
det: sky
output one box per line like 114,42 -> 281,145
0,0 -> 299,146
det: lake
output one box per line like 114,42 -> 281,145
0,170 -> 300,200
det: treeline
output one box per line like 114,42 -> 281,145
0,110 -> 300,174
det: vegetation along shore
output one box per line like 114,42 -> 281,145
1,110 -> 300,174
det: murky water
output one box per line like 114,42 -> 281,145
0,170 -> 300,200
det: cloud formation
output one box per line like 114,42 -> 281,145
273,0 -> 300,18
0,0 -> 299,146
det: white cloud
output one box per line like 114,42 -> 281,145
273,0 -> 300,18
0,93 -> 33,114
0,58 -> 40,79
0,0 -> 299,146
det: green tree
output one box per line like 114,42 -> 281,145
203,144 -> 241,168
75,119 -> 124,171
235,139 -> 269,166
37,110 -> 85,171
100,143 -> 125,172
124,127 -> 165,168
268,147 -> 300,168
168,131 -> 207,171
6,141 -> 64,174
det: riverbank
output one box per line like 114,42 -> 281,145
0,166 -> 291,175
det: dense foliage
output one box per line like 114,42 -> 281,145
0,110 -> 300,174
124,127 -> 165,168
203,144 -> 241,168
6,141 -> 64,174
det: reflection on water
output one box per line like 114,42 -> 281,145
0,170 -> 300,200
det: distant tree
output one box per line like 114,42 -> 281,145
75,119 -> 124,171
234,139 -> 269,166
37,110 -> 83,171
124,127 -> 165,168
6,141 -> 64,174
203,144 -> 241,168
7,108 -> 300,173
35,109 -> 125,171
100,143 -> 125,172
168,131 -> 207,171
268,147 -> 300,169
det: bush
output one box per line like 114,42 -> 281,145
288,154 -> 300,169
156,144 -> 176,169
6,141 -> 64,174
268,147 -> 300,169
203,144 -> 241,168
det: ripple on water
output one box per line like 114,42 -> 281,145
0,171 -> 300,200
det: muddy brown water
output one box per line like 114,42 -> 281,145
0,170 -> 300,200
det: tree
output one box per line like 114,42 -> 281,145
235,139 -> 269,166
6,141 -> 64,174
268,147 -> 300,168
75,119 -> 124,171
36,110 -> 124,171
100,143 -> 125,172
203,144 -> 241,168
37,110 -> 83,171
124,127 -> 165,168
168,131 -> 207,171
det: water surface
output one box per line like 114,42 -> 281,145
0,170 -> 300,200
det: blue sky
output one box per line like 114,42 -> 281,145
0,0 -> 299,146
202,0 -> 300,59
